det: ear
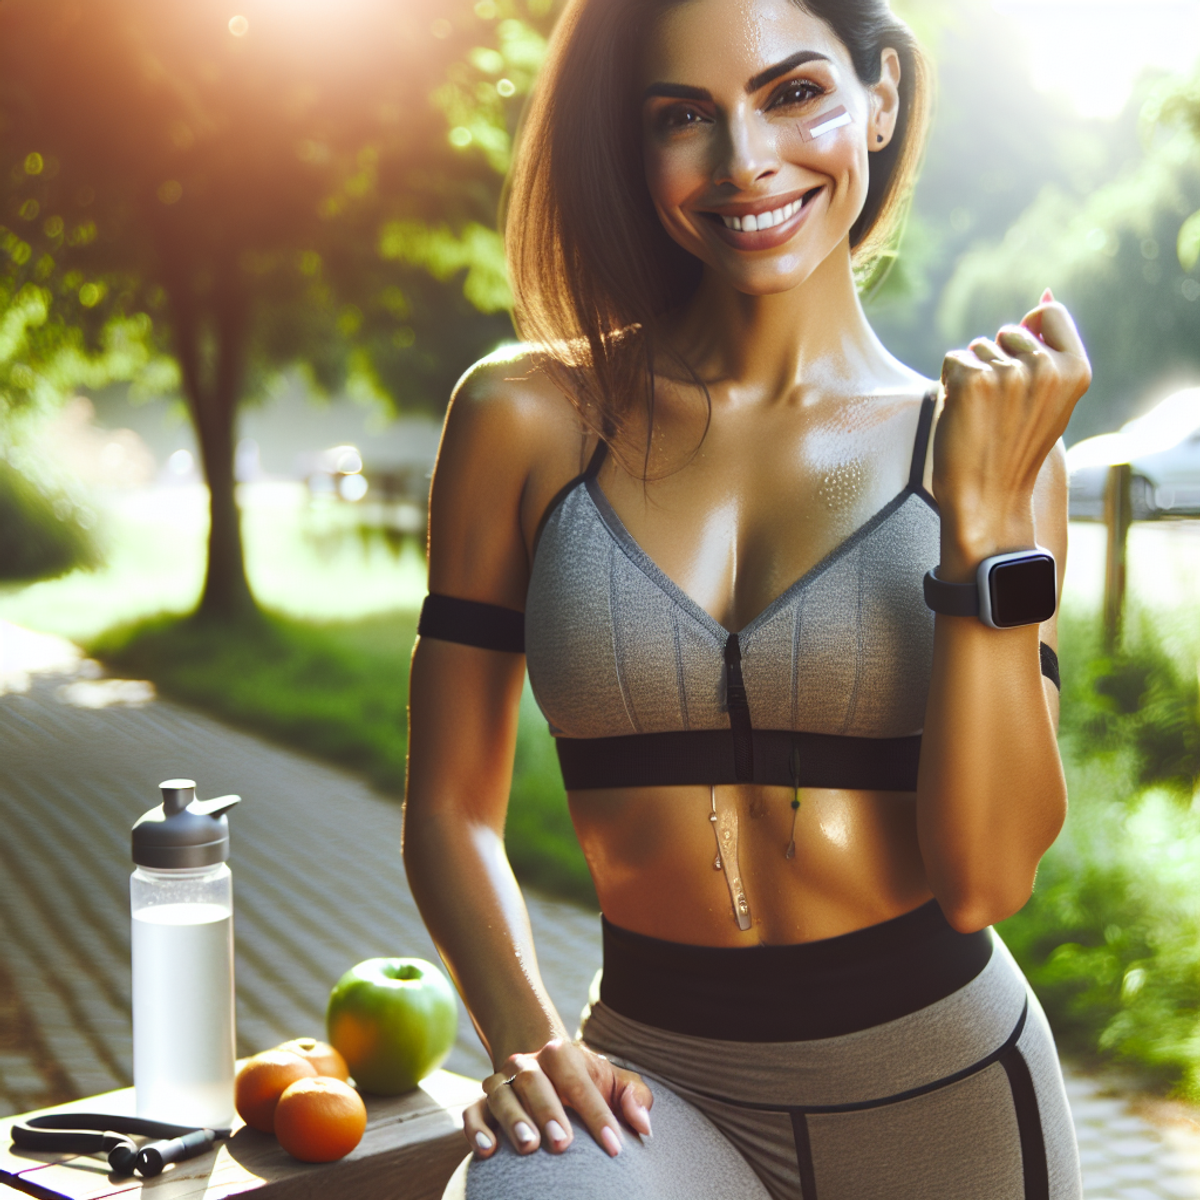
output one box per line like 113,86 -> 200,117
869,48 -> 902,152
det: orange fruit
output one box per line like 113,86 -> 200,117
235,1050 -> 319,1133
273,1038 -> 350,1082
274,1077 -> 368,1163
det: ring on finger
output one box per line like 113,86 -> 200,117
503,1075 -> 517,1088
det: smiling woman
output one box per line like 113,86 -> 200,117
403,0 -> 1091,1197
505,0 -> 931,453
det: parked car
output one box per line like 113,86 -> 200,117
1067,387 -> 1200,520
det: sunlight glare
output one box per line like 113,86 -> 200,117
993,0 -> 1200,119
228,14 -> 249,37
1066,387 -> 1200,467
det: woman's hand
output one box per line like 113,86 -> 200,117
463,1037 -> 653,1159
935,290 -> 1091,581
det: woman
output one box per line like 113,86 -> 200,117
403,0 -> 1091,1195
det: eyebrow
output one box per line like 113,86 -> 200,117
747,50 -> 831,94
644,50 -> 832,102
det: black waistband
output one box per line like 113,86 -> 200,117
599,900 -> 993,1041
557,728 -> 922,791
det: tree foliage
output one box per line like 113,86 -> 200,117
1,0 -> 548,616
925,54 -> 1200,442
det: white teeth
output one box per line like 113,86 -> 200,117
720,197 -> 803,232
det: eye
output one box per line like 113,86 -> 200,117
655,103 -> 709,134
769,78 -> 825,110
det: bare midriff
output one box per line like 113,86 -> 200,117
568,785 -> 934,947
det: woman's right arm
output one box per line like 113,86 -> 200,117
402,360 -> 652,1158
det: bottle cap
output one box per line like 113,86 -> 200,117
132,779 -> 241,869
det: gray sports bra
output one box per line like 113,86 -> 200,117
524,393 -> 942,792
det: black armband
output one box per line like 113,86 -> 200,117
418,593 -> 525,653
1039,642 -> 1060,691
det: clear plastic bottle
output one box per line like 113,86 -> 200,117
131,780 -> 240,1128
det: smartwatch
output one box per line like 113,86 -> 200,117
923,549 -> 1057,629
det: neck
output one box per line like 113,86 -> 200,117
666,242 -> 900,403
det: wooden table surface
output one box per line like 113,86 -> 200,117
0,1071 -> 481,1200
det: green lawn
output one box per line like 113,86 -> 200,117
91,607 -> 595,907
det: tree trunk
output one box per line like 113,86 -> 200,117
167,262 -> 256,622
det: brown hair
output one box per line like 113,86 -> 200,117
504,0 -> 933,462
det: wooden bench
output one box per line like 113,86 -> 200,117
0,1071 -> 481,1200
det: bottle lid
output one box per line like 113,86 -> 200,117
132,779 -> 241,869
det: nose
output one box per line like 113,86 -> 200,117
713,108 -> 779,190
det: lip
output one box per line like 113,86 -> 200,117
699,185 -> 824,251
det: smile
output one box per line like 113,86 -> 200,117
701,186 -> 823,249
720,198 -> 803,232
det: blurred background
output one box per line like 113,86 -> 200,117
2,0 -> 1200,1106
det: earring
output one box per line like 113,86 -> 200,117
876,134 -> 884,144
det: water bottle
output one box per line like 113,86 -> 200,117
131,779 -> 240,1127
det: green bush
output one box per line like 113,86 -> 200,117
0,456 -> 100,582
1000,607 -> 1200,1094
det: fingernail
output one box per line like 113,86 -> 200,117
514,1121 -> 536,1146
1042,287 -> 1054,303
636,1106 -> 652,1137
600,1126 -> 621,1157
546,1119 -> 567,1144
475,1131 -> 493,1152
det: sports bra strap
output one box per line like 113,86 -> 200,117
584,436 -> 609,479
908,390 -> 938,494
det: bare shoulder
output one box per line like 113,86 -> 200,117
429,345 -> 587,607
443,344 -> 579,449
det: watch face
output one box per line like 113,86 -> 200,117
986,555 -> 1057,627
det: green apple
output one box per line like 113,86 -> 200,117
326,957 -> 458,1094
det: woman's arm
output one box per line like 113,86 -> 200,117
402,360 -> 651,1158
917,295 -> 1090,933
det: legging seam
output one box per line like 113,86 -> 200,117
669,1000 -> 1029,1117
999,1042 -> 1050,1200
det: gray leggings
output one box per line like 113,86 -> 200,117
443,934 -> 1081,1200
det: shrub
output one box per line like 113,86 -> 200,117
0,456 -> 100,582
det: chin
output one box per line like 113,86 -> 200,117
706,251 -> 832,298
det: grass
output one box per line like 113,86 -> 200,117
91,608 -> 597,908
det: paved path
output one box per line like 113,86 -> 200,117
1,620 -> 1198,1198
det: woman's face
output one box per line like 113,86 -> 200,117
641,0 -> 900,296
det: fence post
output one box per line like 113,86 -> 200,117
1103,462 -> 1133,652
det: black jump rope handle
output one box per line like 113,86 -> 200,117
137,1128 -> 218,1177
11,1114 -> 227,1178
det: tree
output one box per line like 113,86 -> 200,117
0,0 -> 547,618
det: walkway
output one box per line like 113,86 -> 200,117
0,620 -> 1197,1198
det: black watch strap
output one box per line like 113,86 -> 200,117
922,571 -> 978,617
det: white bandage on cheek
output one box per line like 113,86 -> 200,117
800,104 -> 852,142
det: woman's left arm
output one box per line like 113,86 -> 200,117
918,293 -> 1091,933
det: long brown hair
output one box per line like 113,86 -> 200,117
504,0 -> 933,465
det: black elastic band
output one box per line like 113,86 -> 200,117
557,727 -> 921,791
1039,643 -> 1060,691
584,437 -> 609,479
908,390 -> 938,493
600,900 -> 993,1042
418,593 -> 525,653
